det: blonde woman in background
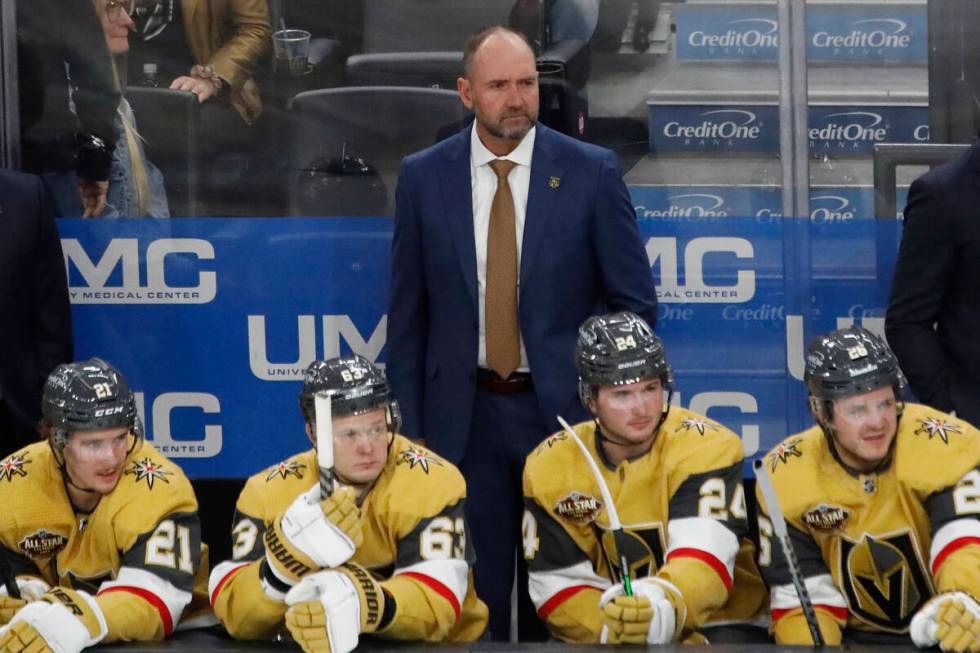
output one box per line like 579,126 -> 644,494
94,0 -> 170,218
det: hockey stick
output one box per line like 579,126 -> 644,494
557,415 -> 633,596
753,459 -> 824,646
314,393 -> 336,498
0,550 -> 19,599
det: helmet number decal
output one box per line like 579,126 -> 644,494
340,369 -> 365,383
92,382 -> 113,399
614,336 -> 637,351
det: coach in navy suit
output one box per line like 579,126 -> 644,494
886,141 -> 980,427
0,170 -> 73,455
387,27 -> 658,640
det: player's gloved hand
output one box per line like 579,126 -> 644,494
598,577 -> 684,645
601,594 -> 653,644
0,587 -> 107,653
0,577 -> 51,624
265,485 -> 362,587
911,592 -> 980,652
284,563 -> 387,653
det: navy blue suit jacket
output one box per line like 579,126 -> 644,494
0,170 -> 73,427
388,124 -> 658,463
886,141 -> 980,426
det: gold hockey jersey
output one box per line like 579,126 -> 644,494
0,441 -> 205,641
209,434 -> 488,642
757,403 -> 980,643
522,408 -> 766,643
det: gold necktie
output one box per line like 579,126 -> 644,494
485,159 -> 520,379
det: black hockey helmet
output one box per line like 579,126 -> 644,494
300,355 -> 400,432
575,311 -> 673,408
804,325 -> 906,402
41,358 -> 143,451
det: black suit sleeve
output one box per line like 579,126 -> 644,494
29,177 -> 73,390
61,0 -> 119,148
885,174 -> 954,410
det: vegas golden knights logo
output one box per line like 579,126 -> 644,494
595,524 -> 666,582
838,529 -> 932,633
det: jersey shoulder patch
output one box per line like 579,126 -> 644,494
896,404 -> 980,493
385,436 -> 465,509
238,449 -> 317,525
110,444 -> 198,542
661,407 -> 745,474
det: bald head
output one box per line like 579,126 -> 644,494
462,26 -> 535,80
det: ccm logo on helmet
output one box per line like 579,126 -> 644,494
93,406 -> 125,418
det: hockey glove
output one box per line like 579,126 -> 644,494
284,563 -> 387,653
264,485 -> 362,589
911,592 -> 980,653
598,576 -> 684,645
0,587 -> 107,653
0,577 -> 50,624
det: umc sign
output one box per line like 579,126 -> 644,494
62,238 -> 217,304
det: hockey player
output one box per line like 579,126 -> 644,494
758,325 -> 980,649
522,311 -> 766,644
209,354 -> 488,651
0,359 -> 205,652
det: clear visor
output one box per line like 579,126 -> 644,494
64,429 -> 134,462
831,393 -> 898,428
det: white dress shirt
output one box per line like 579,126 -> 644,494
470,123 -> 536,371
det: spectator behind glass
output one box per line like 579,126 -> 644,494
93,0 -> 170,218
127,0 -> 271,125
17,0 -> 120,217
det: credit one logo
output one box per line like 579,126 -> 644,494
248,315 -> 386,380
810,195 -> 856,222
809,112 -> 886,143
636,194 -> 729,218
687,18 -> 778,49
672,391 -> 760,456
663,110 -> 762,141
135,392 -> 222,458
647,237 -> 755,303
62,238 -> 216,304
811,19 -> 912,50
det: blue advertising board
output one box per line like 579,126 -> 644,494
630,185 -> 911,222
675,2 -> 927,62
648,104 -> 929,154
61,217 -> 903,478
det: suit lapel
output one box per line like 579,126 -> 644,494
520,125 -> 566,287
439,131 -> 479,310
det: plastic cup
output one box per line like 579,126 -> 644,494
273,29 -> 312,75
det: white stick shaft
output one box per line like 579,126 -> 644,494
556,415 -> 622,530
315,393 -> 334,496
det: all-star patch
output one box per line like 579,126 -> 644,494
0,454 -> 29,482
554,491 -> 603,524
676,417 -> 718,436
767,438 -> 804,472
19,529 -> 68,559
803,504 -> 850,532
267,460 -> 306,481
125,458 -> 173,489
397,447 -> 443,474
914,416 -> 962,444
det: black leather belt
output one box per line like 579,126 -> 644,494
476,368 -> 534,394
